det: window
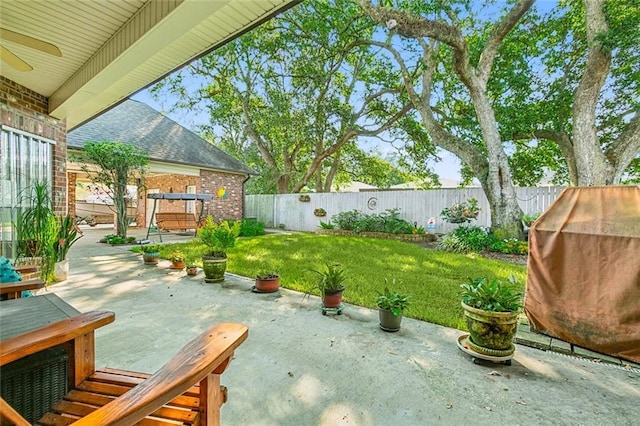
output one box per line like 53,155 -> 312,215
0,126 -> 54,257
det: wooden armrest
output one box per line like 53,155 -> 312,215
0,311 -> 115,366
72,322 -> 248,426
0,279 -> 45,295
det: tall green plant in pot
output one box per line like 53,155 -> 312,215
14,181 -> 59,283
198,216 -> 240,283
53,214 -> 83,282
311,263 -> 347,310
460,276 -> 523,357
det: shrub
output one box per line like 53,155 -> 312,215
437,226 -> 489,253
488,237 -> 528,255
238,219 -> 265,237
330,208 -> 416,234
331,210 -> 366,231
319,221 -> 335,229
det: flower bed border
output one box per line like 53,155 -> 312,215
317,229 -> 437,242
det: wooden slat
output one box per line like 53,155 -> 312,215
78,380 -> 199,409
92,369 -> 200,397
37,412 -> 78,426
49,393 -> 198,425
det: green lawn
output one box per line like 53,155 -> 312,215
155,233 -> 527,330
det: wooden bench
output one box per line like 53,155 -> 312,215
0,308 -> 248,425
156,212 -> 200,231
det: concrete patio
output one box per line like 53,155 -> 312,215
35,227 -> 640,425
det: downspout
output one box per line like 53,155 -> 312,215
242,174 -> 251,218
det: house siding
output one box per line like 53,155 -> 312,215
0,76 -> 67,214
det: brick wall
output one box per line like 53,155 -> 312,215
142,171 -> 246,227
0,76 -> 67,214
200,170 -> 246,221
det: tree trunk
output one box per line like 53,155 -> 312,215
572,0 -> 614,185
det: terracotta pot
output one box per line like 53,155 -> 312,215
171,260 -> 185,270
202,255 -> 227,283
255,276 -> 280,292
322,286 -> 344,308
378,308 -> 403,332
462,302 -> 518,352
186,266 -> 198,276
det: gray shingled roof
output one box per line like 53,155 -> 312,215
67,99 -> 254,175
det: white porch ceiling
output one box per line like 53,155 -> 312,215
0,0 -> 300,129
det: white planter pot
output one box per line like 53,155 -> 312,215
53,259 -> 69,282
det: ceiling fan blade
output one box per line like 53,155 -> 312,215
0,28 -> 62,57
0,46 -> 33,71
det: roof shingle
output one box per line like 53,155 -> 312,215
68,99 -> 254,175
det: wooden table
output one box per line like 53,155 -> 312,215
0,293 -> 80,340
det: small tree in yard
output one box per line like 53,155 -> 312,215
75,141 -> 148,238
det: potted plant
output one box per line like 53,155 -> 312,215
298,194 -> 311,202
460,276 -> 523,356
441,198 -> 480,224
53,214 -> 83,282
185,254 -> 198,276
254,272 -> 280,293
314,208 -> 326,217
311,263 -> 346,309
198,216 -> 241,283
14,181 -> 59,283
376,285 -> 410,332
168,249 -> 186,270
141,244 -> 161,265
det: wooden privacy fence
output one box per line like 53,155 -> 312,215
245,186 -> 566,233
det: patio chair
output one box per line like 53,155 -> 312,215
0,257 -> 44,300
0,310 -> 248,425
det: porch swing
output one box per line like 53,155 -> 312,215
145,192 -> 213,242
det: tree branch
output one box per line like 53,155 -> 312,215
477,0 -> 535,84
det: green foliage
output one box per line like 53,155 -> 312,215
75,141 -> 148,238
15,181 -> 58,283
230,219 -> 265,237
198,216 -> 241,256
376,284 -> 410,316
521,212 -> 540,226
440,199 -> 480,224
55,215 -> 82,261
140,244 -> 162,253
100,234 -> 136,245
256,271 -> 280,279
330,208 -> 416,234
168,250 -> 185,263
437,226 -> 489,254
488,237 -> 528,256
460,276 -> 523,313
311,263 -> 347,293
319,221 -> 335,229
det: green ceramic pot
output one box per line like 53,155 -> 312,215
462,302 -> 518,352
